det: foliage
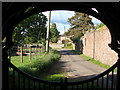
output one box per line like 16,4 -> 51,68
64,43 -> 73,50
43,74 -> 65,82
95,22 -> 105,29
11,49 -> 61,77
70,32 -> 84,43
12,13 -> 47,46
80,54 -> 111,69
40,38 -> 46,47
65,12 -> 94,43
50,37 -> 58,43
9,49 -> 61,88
50,23 -> 60,43
68,12 -> 94,30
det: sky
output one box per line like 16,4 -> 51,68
42,10 -> 101,35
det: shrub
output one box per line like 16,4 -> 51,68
64,43 -> 73,50
11,49 -> 61,78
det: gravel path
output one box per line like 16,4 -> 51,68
47,48 -> 106,82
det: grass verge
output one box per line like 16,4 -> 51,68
43,74 -> 65,82
10,49 -> 61,78
72,50 -> 117,72
9,49 -> 63,88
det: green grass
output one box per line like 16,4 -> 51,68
80,54 -> 110,69
43,74 -> 65,82
10,49 -> 61,78
9,49 -> 63,88
72,50 -> 117,72
9,49 -> 112,89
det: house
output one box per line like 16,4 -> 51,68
57,35 -> 73,44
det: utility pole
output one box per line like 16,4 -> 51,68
46,11 -> 51,52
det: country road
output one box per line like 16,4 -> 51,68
48,48 -> 106,82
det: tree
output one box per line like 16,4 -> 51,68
95,22 -> 105,29
50,23 -> 60,43
12,13 -> 47,45
66,12 -> 94,43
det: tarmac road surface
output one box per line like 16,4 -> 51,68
48,48 -> 106,82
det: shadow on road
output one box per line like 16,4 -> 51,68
48,48 -> 117,89
58,50 -> 79,55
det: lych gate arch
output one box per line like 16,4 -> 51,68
2,2 -> 120,90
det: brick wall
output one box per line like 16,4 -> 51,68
76,26 -> 118,66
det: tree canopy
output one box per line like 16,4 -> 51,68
95,22 -> 105,29
65,12 -> 94,43
12,13 -> 47,46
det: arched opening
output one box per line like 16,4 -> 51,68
2,2 -> 120,90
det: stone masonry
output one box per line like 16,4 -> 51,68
76,26 -> 118,66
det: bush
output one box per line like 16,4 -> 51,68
95,22 -> 105,29
50,37 -> 58,43
64,43 -> 73,50
11,49 -> 61,78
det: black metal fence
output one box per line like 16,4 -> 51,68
8,59 -> 118,90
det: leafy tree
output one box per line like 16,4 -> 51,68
66,12 -> 94,43
50,23 -> 60,43
95,22 -> 105,29
12,13 -> 47,46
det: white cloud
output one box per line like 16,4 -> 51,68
90,16 -> 101,25
42,10 -> 74,35
43,10 -> 102,35
51,10 -> 74,24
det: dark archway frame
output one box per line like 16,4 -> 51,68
2,2 -> 120,89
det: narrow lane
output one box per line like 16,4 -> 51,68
48,48 -> 106,82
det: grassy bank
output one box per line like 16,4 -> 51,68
72,50 -> 117,72
80,54 -> 110,69
10,49 -> 61,78
9,49 -> 66,88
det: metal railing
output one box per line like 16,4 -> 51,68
8,59 -> 118,90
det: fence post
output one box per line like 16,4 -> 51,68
35,45 -> 37,59
41,47 -> 43,53
117,53 -> 120,90
21,46 -> 23,63
39,47 -> 41,53
29,46 -> 31,60
35,45 -> 37,54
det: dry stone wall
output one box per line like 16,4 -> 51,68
77,26 -> 118,66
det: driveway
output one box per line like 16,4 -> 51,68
48,48 -> 106,82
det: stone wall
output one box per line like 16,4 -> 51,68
76,26 -> 118,66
